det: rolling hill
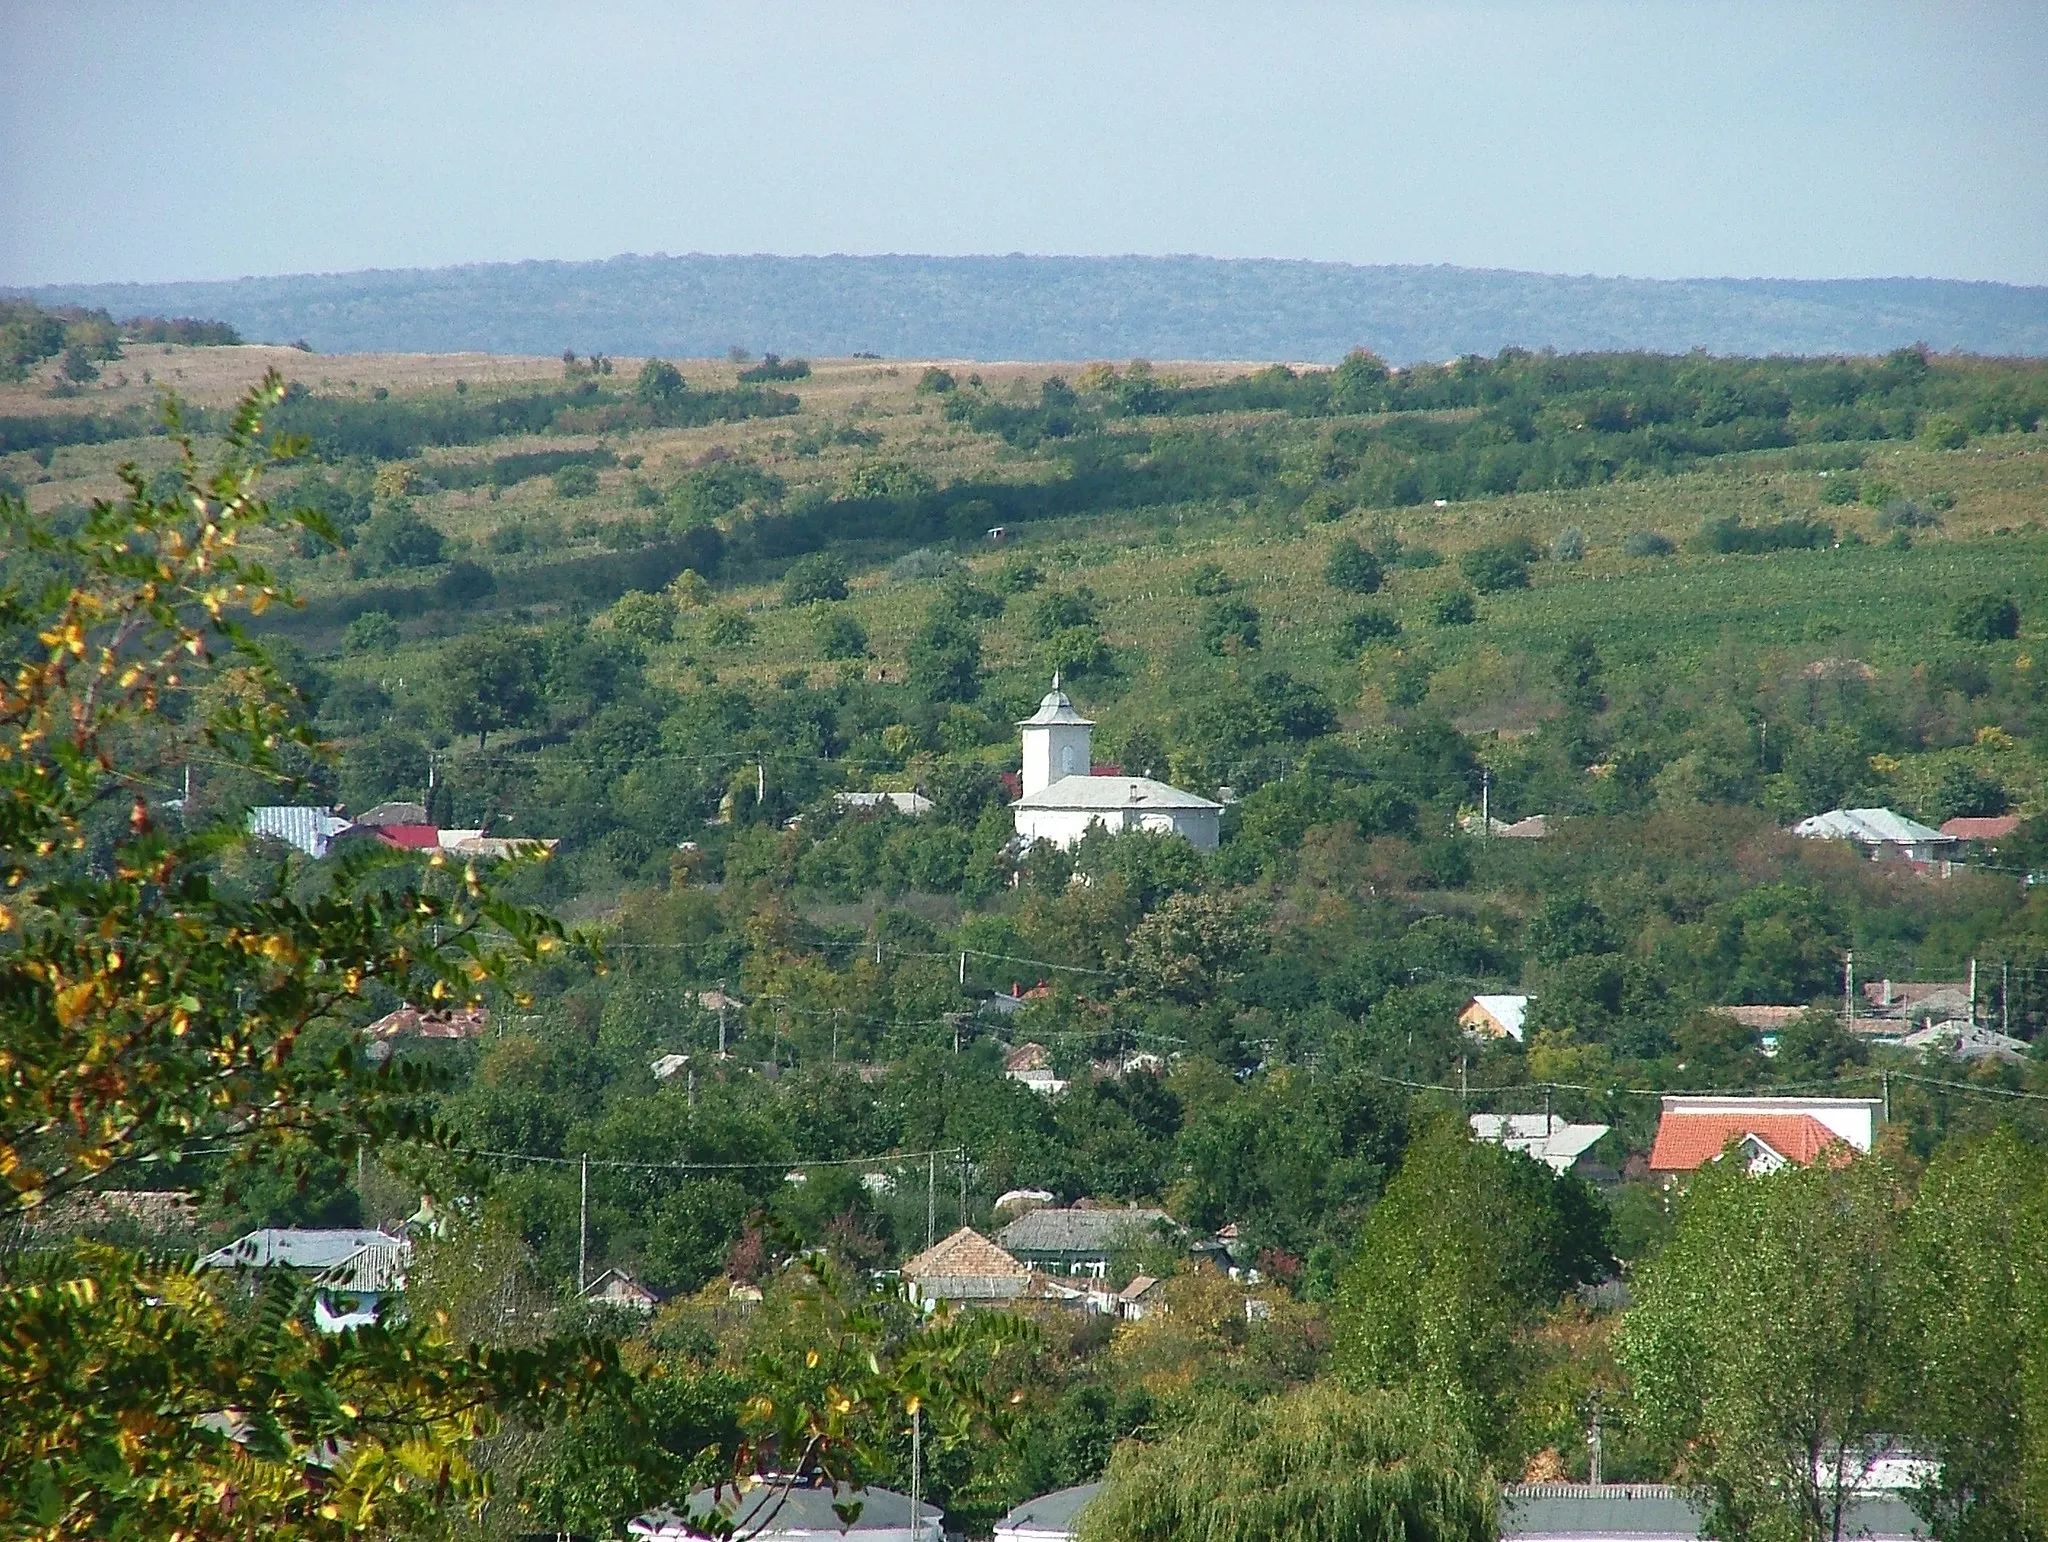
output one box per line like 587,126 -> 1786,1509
17,253 -> 2048,364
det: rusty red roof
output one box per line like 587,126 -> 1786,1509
372,823 -> 443,849
1649,1112 -> 1846,1172
1939,815 -> 2022,840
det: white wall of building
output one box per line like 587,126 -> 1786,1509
1022,722 -> 1093,797
1015,805 -> 1221,851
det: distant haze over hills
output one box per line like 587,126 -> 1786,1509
18,254 -> 2048,362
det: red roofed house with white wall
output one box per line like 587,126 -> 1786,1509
1648,1095 -> 1882,1178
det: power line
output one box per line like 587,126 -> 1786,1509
453,1143 -> 968,1174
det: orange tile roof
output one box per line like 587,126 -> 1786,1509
1649,1112 -> 1846,1172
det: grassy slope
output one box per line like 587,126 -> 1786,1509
10,351 -> 2047,808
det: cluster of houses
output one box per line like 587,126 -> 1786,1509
896,1198 -> 1241,1319
1792,805 -> 2027,875
1461,969 -> 2032,1068
246,799 -> 557,861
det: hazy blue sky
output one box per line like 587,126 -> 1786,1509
4,1 -> 2045,287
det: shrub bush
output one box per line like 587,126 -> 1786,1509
344,610 -> 401,654
1919,413 -> 1970,450
1458,543 -> 1532,593
1326,539 -> 1385,594
355,504 -> 444,571
1549,526 -> 1587,562
887,546 -> 961,584
1200,599 -> 1262,655
781,552 -> 850,606
706,610 -> 756,649
991,557 -> 1044,594
1621,530 -> 1675,558
1692,516 -> 1831,555
813,609 -> 870,660
552,463 -> 600,497
1951,592 -> 2019,643
1339,608 -> 1403,652
1428,588 -> 1477,626
609,589 -> 677,644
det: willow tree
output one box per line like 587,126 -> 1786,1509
1077,1383 -> 1493,1542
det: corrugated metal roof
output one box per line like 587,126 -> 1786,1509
1500,1483 -> 1925,1539
199,1228 -> 410,1291
1463,994 -> 1530,1040
247,806 -> 353,858
996,1206 -> 1175,1255
1792,808 -> 1947,845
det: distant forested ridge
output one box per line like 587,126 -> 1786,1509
15,253 -> 2048,362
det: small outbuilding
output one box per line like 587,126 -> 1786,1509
1500,1483 -> 1923,1540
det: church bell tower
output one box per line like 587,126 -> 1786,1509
1018,675 -> 1094,796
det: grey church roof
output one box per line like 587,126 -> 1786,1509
1018,683 -> 1094,727
1011,775 -> 1221,813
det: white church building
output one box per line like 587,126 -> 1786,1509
1010,679 -> 1223,851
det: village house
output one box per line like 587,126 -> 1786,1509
580,1267 -> 661,1314
994,1204 -> 1178,1278
1854,978 -> 1976,1039
899,1226 -> 1033,1305
835,790 -> 936,817
1792,807 -> 1956,865
1469,1113 -> 1613,1177
1010,679 -> 1222,851
1939,813 -> 2023,851
198,1227 -> 412,1333
1648,1095 -> 1881,1179
1002,1041 -> 1068,1095
1460,994 -> 1530,1043
366,1003 -> 491,1041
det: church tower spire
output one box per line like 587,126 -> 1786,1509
1017,675 -> 1093,797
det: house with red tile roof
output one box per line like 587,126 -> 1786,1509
1939,814 -> 2022,843
1648,1095 -> 1881,1178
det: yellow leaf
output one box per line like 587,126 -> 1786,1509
55,980 -> 96,1026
